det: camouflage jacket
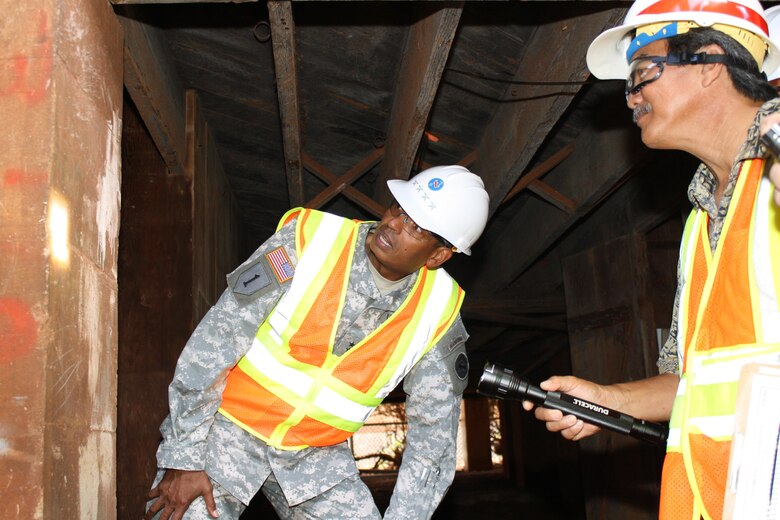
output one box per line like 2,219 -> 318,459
156,215 -> 470,518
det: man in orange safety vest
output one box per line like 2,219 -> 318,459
145,165 -> 489,519
526,1 -> 780,518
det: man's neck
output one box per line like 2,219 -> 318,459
688,98 -> 761,204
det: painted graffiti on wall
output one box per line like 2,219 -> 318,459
0,10 -> 52,105
0,9 -> 52,365
3,168 -> 47,186
0,298 -> 36,364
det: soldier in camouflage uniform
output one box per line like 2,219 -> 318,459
144,166 -> 490,520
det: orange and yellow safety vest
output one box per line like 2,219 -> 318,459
659,159 -> 780,520
218,208 -> 465,450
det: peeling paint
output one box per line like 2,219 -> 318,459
79,263 -> 111,430
95,110 -> 121,275
65,9 -> 87,42
78,433 -> 113,520
78,435 -> 99,519
79,264 -> 100,394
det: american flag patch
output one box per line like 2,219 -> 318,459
265,246 -> 294,283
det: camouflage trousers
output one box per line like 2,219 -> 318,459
261,472 -> 381,519
147,470 -> 381,519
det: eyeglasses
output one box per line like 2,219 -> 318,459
625,52 -> 736,100
625,56 -> 666,99
388,202 -> 432,241
388,202 -> 452,247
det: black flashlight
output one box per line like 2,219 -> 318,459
477,362 -> 669,445
762,123 -> 780,158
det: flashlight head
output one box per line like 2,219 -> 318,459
477,362 -> 528,400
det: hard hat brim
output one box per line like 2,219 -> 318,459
586,18 -> 780,80
387,178 -> 472,255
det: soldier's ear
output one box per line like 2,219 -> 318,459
426,246 -> 453,270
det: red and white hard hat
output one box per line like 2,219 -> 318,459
766,5 -> 780,80
586,0 -> 780,79
387,165 -> 489,256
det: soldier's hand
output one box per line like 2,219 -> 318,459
521,375 -> 604,442
145,469 -> 218,520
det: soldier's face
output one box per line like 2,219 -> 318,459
365,206 -> 445,281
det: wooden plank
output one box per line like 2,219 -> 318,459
117,6 -> 187,176
186,90 -> 242,320
304,148 -> 384,210
268,1 -> 304,206
117,101 -> 194,519
474,7 -> 625,216
373,4 -> 463,206
303,154 -> 385,217
562,235 -> 663,520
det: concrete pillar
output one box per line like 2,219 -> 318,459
0,0 -> 123,517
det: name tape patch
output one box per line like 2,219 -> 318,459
266,246 -> 295,283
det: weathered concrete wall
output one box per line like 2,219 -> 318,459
0,0 -> 123,517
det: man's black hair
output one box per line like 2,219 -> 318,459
666,27 -> 777,102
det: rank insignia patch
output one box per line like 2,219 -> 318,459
233,261 -> 271,296
266,246 -> 295,283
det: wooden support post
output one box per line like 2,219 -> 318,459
0,2 -> 123,517
268,1 -> 305,206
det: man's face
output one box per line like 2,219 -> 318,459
625,39 -> 694,149
365,202 -> 449,281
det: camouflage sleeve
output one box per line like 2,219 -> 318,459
657,248 -> 682,376
156,219 -> 299,470
383,316 -> 469,520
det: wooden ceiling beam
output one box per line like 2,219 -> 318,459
473,8 -> 625,217
373,3 -> 463,207
419,148 -> 477,172
502,143 -> 574,205
303,148 -> 385,212
268,1 -> 305,207
479,91 -> 649,292
527,180 -> 577,213
303,155 -> 386,217
117,7 -> 187,176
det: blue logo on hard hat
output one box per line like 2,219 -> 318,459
428,178 -> 444,191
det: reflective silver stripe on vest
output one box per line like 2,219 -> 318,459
372,269 -> 457,398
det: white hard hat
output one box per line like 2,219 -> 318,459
766,5 -> 780,80
387,165 -> 489,256
586,0 -> 780,80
